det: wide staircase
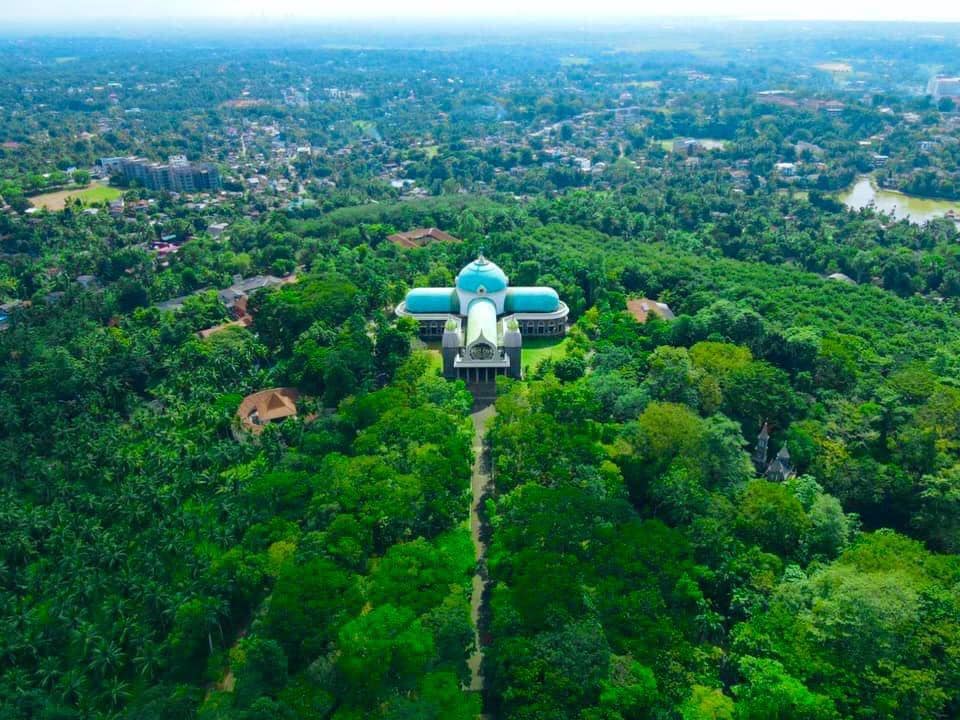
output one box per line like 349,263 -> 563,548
466,381 -> 497,403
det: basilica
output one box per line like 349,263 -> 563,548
396,254 -> 568,381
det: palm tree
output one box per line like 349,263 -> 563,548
133,640 -> 163,681
35,654 -> 62,690
87,638 -> 124,679
104,677 -> 131,708
56,666 -> 88,705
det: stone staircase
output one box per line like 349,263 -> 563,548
467,381 -> 497,403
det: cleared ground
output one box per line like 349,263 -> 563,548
29,183 -> 122,211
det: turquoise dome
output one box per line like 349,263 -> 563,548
405,287 -> 458,313
456,255 -> 508,294
504,287 -> 560,313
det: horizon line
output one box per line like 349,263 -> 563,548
4,15 -> 960,26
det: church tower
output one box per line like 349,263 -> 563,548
503,319 -> 522,379
753,422 -> 770,470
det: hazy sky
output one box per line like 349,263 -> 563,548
4,0 -> 960,23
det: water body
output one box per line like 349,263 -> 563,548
840,176 -> 960,224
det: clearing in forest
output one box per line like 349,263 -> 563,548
521,336 -> 568,372
29,183 -> 122,211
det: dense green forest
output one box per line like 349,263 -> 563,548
4,203 -> 960,718
2,25 -> 960,720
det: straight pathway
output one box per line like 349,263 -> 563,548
467,395 -> 496,707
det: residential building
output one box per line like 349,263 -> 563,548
208,222 -> 229,238
673,138 -> 701,155
928,76 -> 960,100
99,155 -> 221,192
388,227 -> 460,248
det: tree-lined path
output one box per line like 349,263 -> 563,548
467,396 -> 496,715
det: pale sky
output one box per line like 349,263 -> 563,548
3,0 -> 960,23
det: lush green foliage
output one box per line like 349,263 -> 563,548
3,25 -> 960,720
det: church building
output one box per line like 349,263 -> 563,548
753,422 -> 796,481
396,254 -> 568,381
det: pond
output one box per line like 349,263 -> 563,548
840,176 -> 960,225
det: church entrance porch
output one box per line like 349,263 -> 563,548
455,366 -> 506,383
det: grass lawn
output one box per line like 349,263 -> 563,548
75,185 -> 123,204
29,183 -> 122,210
352,120 -> 380,140
413,337 -> 568,376
521,336 -> 569,372
414,340 -> 444,375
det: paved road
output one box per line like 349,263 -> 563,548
467,399 -> 496,699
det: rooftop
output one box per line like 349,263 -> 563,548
456,254 -> 508,294
388,227 -> 461,248
237,387 -> 299,435
627,298 -> 675,323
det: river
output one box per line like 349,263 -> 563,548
840,176 -> 960,224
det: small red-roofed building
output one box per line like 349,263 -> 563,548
388,227 -> 461,248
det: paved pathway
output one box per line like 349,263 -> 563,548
467,398 -> 496,701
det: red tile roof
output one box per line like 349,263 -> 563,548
236,387 -> 299,435
388,227 -> 461,248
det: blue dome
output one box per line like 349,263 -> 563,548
504,286 -> 560,313
405,287 -> 458,313
456,255 -> 508,294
